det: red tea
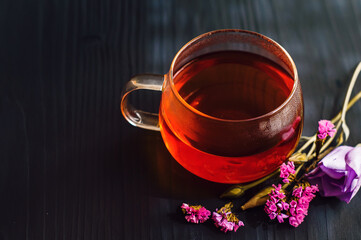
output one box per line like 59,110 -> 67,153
159,51 -> 301,183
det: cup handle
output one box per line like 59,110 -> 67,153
120,74 -> 164,131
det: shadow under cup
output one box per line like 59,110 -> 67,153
121,29 -> 303,184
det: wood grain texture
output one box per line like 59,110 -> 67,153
1,0 -> 361,239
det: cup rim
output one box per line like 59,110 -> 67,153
169,29 -> 299,123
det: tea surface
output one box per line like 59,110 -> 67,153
174,51 -> 294,120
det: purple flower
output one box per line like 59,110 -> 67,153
318,120 -> 336,139
306,146 -> 361,203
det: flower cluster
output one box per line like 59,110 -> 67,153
181,203 -> 211,224
280,161 -> 296,183
317,120 -> 336,139
288,184 -> 319,227
212,203 -> 244,233
264,184 -> 288,223
265,183 -> 318,227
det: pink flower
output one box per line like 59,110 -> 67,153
298,196 -> 309,205
181,203 -> 211,224
269,204 -> 277,212
185,214 -> 197,223
296,207 -> 305,215
281,172 -> 289,179
283,178 -> 290,183
318,120 -> 336,139
289,216 -> 299,227
277,192 -> 286,199
265,182 -> 318,227
296,213 -> 305,224
281,201 -> 290,211
233,221 -> 244,232
181,203 -> 190,212
273,184 -> 282,191
280,161 -> 296,183
269,196 -> 278,203
212,211 -> 244,233
292,186 -> 303,198
289,200 -> 297,208
269,212 -> 277,220
212,203 -> 244,233
289,207 -> 296,216
288,162 -> 296,174
212,212 -> 222,222
276,213 -> 289,223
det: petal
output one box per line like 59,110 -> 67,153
336,191 -> 353,203
319,146 -> 354,178
345,147 -> 361,177
306,167 -> 326,179
320,175 -> 344,197
349,180 -> 361,202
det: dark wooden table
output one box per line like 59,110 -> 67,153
1,0 -> 361,239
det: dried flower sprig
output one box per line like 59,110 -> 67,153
181,203 -> 211,223
264,178 -> 319,227
212,202 -> 244,233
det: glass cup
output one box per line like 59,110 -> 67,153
121,29 -> 303,183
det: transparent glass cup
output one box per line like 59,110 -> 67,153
121,29 -> 303,183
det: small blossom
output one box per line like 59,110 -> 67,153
289,207 -> 296,216
277,213 -> 289,223
278,192 -> 286,199
273,184 -> 282,191
289,216 -> 300,227
269,204 -> 277,212
296,207 -> 305,215
289,200 -> 297,208
292,186 -> 303,198
318,120 -> 336,139
298,196 -> 309,205
181,203 -> 211,224
296,213 -> 305,223
269,212 -> 277,220
281,201 -> 290,211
